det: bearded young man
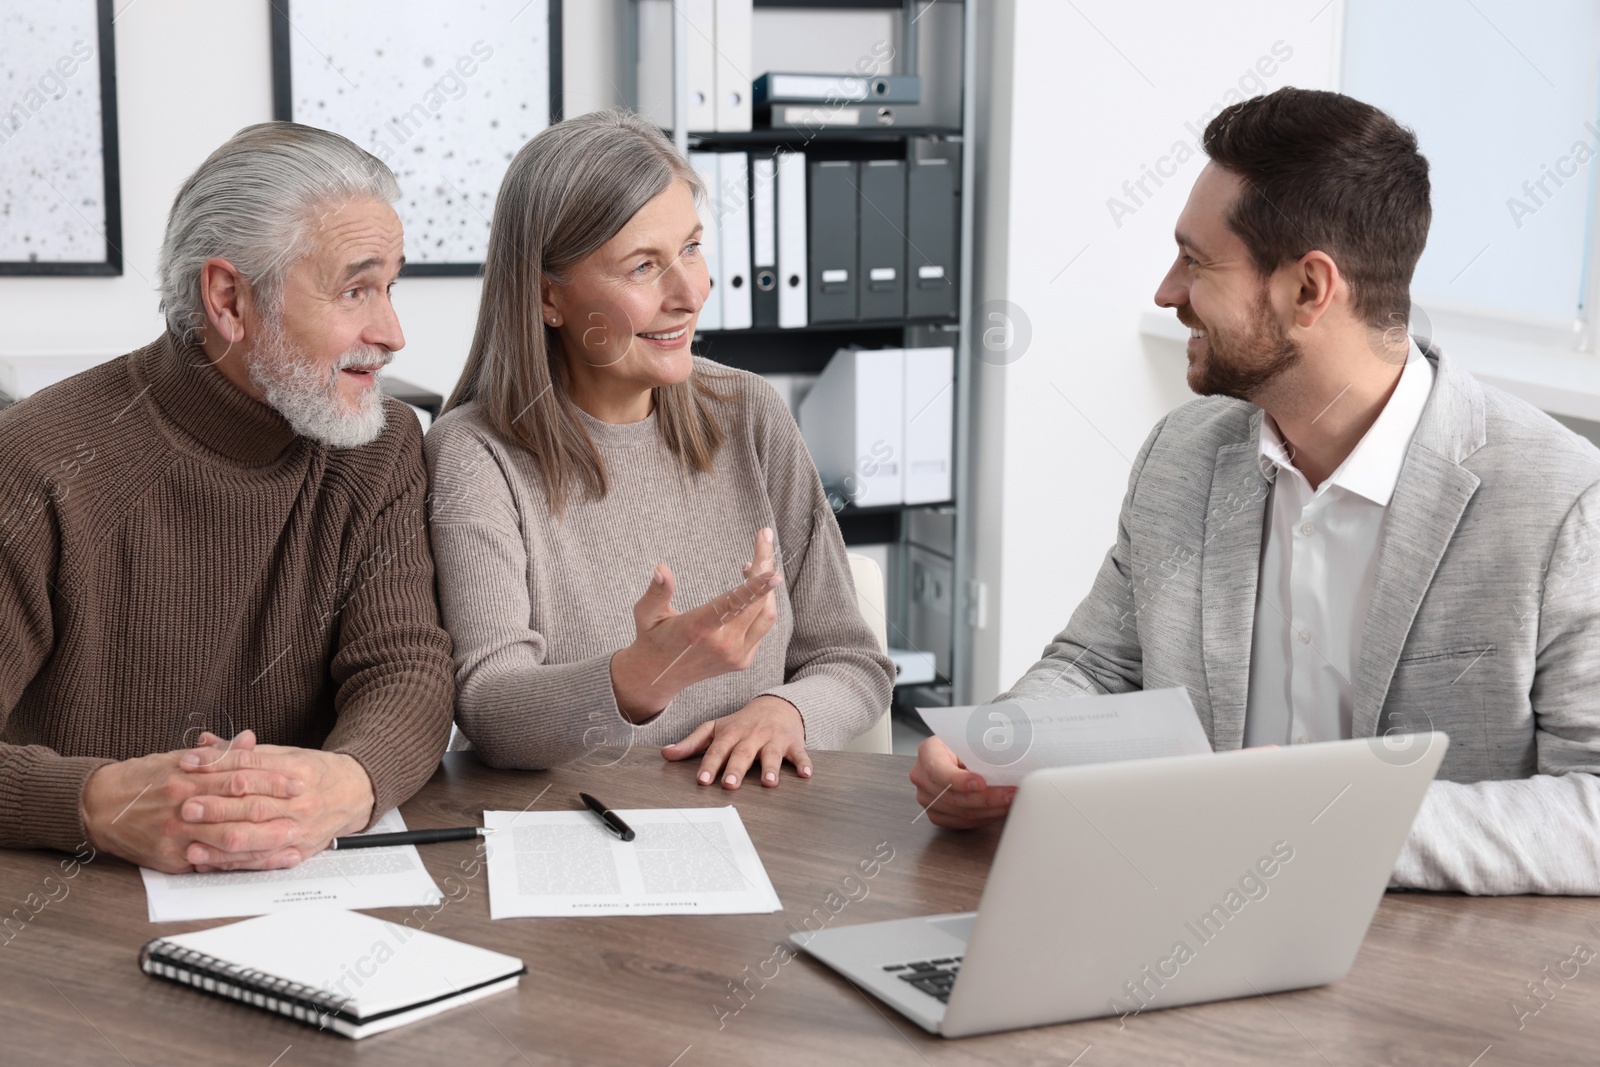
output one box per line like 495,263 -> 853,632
913,87 -> 1600,895
0,123 -> 453,873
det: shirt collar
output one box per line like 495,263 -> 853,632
1256,338 -> 1436,506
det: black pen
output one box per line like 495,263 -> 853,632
330,827 -> 493,850
579,792 -> 636,842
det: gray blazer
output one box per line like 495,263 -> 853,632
1002,344 -> 1600,894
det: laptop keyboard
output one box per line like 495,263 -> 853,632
882,956 -> 963,1003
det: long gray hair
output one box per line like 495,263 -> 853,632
157,122 -> 400,342
444,108 -> 731,515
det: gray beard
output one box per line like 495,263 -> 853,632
247,319 -> 390,449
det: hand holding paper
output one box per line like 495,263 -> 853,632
908,735 -> 1020,831
918,688 -> 1213,787
912,689 -> 1212,830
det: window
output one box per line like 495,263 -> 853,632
1342,0 -> 1600,340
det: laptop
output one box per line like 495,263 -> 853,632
793,733 -> 1448,1037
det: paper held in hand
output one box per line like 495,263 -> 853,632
917,687 -> 1214,786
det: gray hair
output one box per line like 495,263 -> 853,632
444,108 -> 727,515
157,121 -> 401,342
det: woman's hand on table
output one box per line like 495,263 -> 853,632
662,694 -> 812,789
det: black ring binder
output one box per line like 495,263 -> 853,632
139,939 -> 354,1031
138,926 -> 524,1037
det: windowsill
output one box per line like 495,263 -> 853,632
1139,312 -> 1600,423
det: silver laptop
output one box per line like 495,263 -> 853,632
793,734 -> 1448,1037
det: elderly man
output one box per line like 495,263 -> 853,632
0,122 -> 453,873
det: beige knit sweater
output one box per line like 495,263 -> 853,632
423,359 -> 894,768
0,334 -> 455,852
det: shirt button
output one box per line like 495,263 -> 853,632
1300,522 -> 1315,535
1298,630 -> 1312,644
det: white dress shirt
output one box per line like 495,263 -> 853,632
1243,341 -> 1436,748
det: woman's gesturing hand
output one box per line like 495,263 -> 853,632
610,528 -> 782,721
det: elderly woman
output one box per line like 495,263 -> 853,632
425,109 -> 894,790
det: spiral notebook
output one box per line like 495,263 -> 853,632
139,907 -> 526,1039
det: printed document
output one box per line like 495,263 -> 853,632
140,809 -> 444,922
482,806 -> 781,918
918,687 -> 1213,786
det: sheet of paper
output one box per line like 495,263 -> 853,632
917,687 -> 1214,786
140,809 -> 444,923
482,806 -> 782,918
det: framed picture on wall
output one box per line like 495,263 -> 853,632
270,0 -> 563,277
0,0 -> 122,276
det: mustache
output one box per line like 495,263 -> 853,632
1175,307 -> 1202,330
335,347 -> 393,372
319,347 -> 395,386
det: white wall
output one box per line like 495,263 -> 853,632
0,0 -> 629,401
1,1 -> 270,364
968,0 -> 1342,698
3,0 -> 1345,703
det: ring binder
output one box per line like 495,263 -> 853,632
140,939 -> 354,1030
137,909 -> 525,1039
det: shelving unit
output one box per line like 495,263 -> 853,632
682,125 -> 965,146
624,0 -> 977,707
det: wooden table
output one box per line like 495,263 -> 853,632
5,751 -> 1600,1066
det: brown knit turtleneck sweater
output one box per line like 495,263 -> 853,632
0,333 -> 454,852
